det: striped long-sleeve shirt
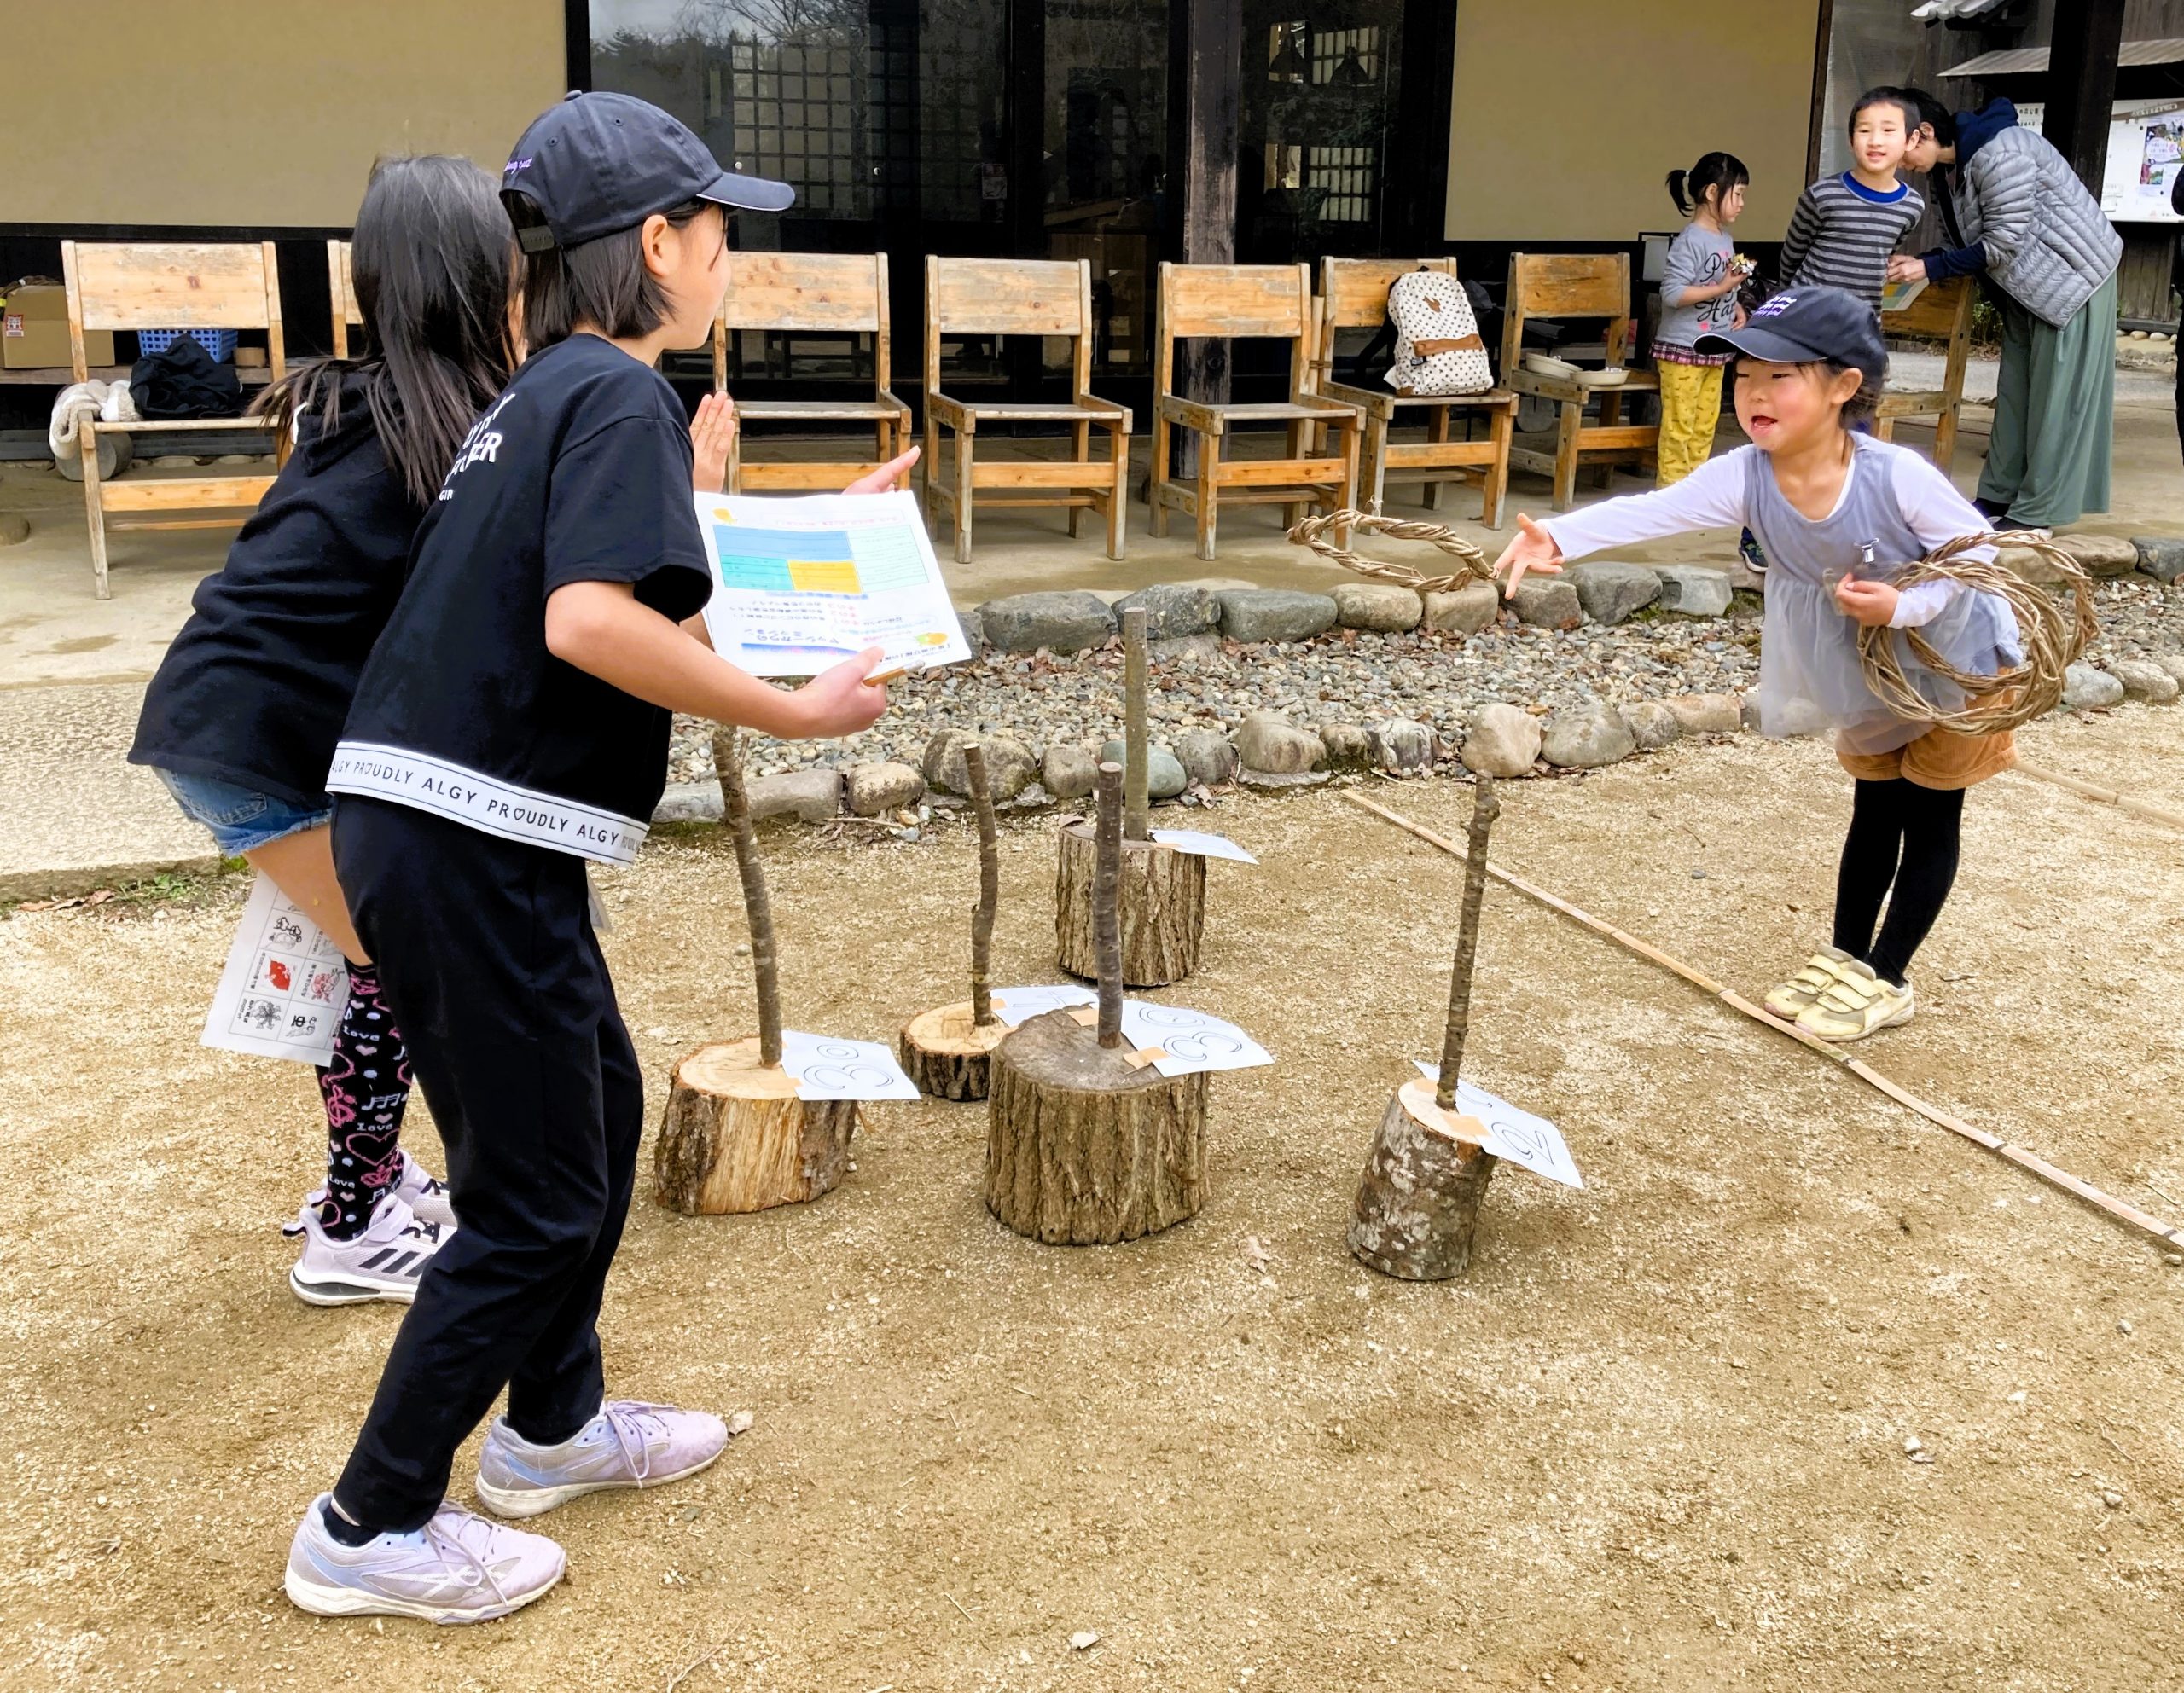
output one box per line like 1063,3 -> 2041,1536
1777,173 -> 1925,310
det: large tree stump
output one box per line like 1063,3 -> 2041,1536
1348,1081 -> 1500,1279
1054,820 -> 1205,986
655,1037 -> 857,1215
898,1001 -> 1010,1102
985,1008 -> 1210,1244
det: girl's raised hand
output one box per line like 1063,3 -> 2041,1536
1491,513 -> 1565,598
1833,577 -> 1900,627
690,392 -> 738,495
842,444 -> 921,496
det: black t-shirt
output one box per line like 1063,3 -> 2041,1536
329,333 -> 709,866
129,375 -> 418,808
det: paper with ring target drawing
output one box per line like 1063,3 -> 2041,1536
694,489 -> 972,678
1409,1059 -> 1583,1188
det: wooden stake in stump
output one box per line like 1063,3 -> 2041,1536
898,741 -> 1012,1100
1349,776 -> 1503,1278
1054,606 -> 1206,986
653,729 -> 857,1215
989,762 -> 1210,1244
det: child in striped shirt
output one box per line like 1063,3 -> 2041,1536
1779,88 -> 1925,310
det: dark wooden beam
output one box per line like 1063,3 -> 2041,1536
1164,0 -> 1243,473
564,0 -> 593,92
1804,0 -> 1837,187
1006,0 -> 1048,399
1392,0 -> 1459,253
2044,0 -> 2127,195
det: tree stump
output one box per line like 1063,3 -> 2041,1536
1348,1081 -> 1500,1279
985,1008 -> 1210,1244
1054,820 -> 1205,986
898,1000 -> 1011,1102
654,1037 -> 857,1215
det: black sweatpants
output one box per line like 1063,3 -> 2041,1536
328,796 -> 643,1533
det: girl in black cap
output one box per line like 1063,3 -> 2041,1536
1494,284 -> 2015,1046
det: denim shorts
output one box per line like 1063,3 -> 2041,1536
154,768 -> 332,856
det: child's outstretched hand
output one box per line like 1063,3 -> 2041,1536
691,392 -> 738,494
1833,577 -> 1900,627
790,645 -> 891,738
1492,513 -> 1564,597
842,444 -> 921,496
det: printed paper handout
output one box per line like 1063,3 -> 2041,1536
202,873 -> 351,1064
988,984 -> 1100,1027
695,489 -> 972,678
778,1030 -> 921,1101
1123,1002 -> 1274,1077
1878,275 -> 1928,315
1411,1061 -> 1583,1188
1150,829 -> 1258,864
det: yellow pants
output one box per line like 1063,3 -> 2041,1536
1654,361 -> 1725,487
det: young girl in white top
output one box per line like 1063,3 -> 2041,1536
1654,151 -> 1751,486
1495,285 -> 2017,1042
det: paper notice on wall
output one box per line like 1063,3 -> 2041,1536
1149,829 -> 1258,864
778,1030 -> 921,1101
201,873 -> 351,1064
987,985 -> 1100,1027
694,489 -> 972,678
1412,1061 -> 1583,1187
1123,1002 -> 1274,1076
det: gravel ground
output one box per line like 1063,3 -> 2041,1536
675,574 -> 2184,786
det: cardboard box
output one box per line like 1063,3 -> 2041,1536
1,283 -> 114,370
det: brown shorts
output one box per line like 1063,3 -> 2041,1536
1836,726 -> 2018,790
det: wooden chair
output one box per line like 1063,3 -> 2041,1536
713,251 -> 912,493
62,241 -> 286,599
923,256 -> 1131,563
1150,262 -> 1361,560
1875,275 -> 1974,474
328,240 -> 363,357
1314,257 -> 1516,528
1500,253 -> 1660,512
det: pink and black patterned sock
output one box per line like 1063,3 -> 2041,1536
314,963 -> 413,1241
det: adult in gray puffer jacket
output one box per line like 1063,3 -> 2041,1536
1892,95 -> 2121,529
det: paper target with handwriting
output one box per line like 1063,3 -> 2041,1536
780,1030 -> 920,1100
1410,1061 -> 1583,1188
1149,829 -> 1258,864
987,984 -> 1100,1028
1124,1002 -> 1274,1077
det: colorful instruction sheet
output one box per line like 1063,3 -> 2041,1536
1123,1002 -> 1274,1077
694,489 -> 972,678
779,1030 -> 921,1101
1150,829 -> 1258,864
201,873 -> 351,1064
1411,1061 -> 1583,1187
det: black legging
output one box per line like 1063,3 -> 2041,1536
1831,778 -> 1965,987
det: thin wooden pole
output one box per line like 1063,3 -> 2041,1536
1340,789 -> 2184,1249
2011,761 -> 2184,832
1095,761 -> 1124,1047
713,727 -> 782,1068
966,741 -> 999,1027
1435,775 -> 1499,1110
1123,606 -> 1150,842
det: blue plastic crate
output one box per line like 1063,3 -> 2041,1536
136,328 -> 238,362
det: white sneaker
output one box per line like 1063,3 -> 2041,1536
284,1193 -> 451,1307
396,1150 -> 456,1228
1763,945 -> 1854,1021
476,1400 -> 731,1518
285,1493 -> 564,1624
1795,958 -> 1915,1041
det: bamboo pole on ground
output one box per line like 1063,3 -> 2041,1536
2010,761 -> 2184,832
899,741 -> 1011,1100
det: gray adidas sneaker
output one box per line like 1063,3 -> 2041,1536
476,1400 -> 730,1519
286,1193 -> 450,1307
284,1494 -> 564,1624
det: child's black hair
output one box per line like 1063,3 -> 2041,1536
1666,152 -> 1749,217
255,156 -> 515,509
503,194 -> 723,352
1847,86 -> 1919,139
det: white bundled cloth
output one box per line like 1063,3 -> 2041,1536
48,379 -> 137,469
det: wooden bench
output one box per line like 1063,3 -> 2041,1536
714,251 -> 912,494
1875,275 -> 1974,475
1315,257 -> 1515,528
1149,262 -> 1360,560
1501,252 -> 1659,511
328,239 -> 363,357
61,241 -> 286,599
923,255 -> 1131,563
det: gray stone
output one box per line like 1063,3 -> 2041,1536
653,780 -> 723,825
1234,710 -> 1326,775
1173,728 -> 1238,787
1460,703 -> 1541,778
1740,693 -> 1763,732
1565,560 -> 1660,626
2053,532 -> 2140,577
1318,722 -> 1374,770
1113,582 -> 1221,639
0,512 -> 28,548
2156,654 -> 2184,686
1652,565 -> 1734,617
1996,544 -> 2068,586
1041,745 -> 1100,800
2062,663 -> 2124,710
1237,768 -> 1330,791
1622,700 -> 1682,751
1149,632 -> 1223,667
1364,717 -> 1437,774
955,606 -> 985,650
1510,578 -> 1583,630
923,730 -> 1037,798
1099,741 -> 1189,799
1421,582 -> 1502,636
2132,536 -> 2184,583
843,761 -> 925,816
746,768 -> 841,826
1540,702 -> 1635,769
975,590 -> 1116,654
1332,583 -> 1424,632
2110,658 -> 2180,704
1215,588 -> 1339,644
1665,693 -> 1743,735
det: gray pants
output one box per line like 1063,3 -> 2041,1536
1978,270 -> 2116,528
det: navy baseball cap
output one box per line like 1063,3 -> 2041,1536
502,91 -> 794,252
1695,285 -> 1887,386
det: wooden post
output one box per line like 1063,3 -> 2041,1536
968,742 -> 999,1027
1094,761 -> 1125,1043
1349,777 -> 1503,1278
899,740 -> 1011,1100
1123,607 -> 1150,843
1163,0 -> 1241,479
2046,0 -> 2126,197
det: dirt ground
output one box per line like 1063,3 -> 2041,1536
3,715 -> 2181,1692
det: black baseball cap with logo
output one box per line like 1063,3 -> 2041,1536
502,91 -> 794,252
1695,285 -> 1888,386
